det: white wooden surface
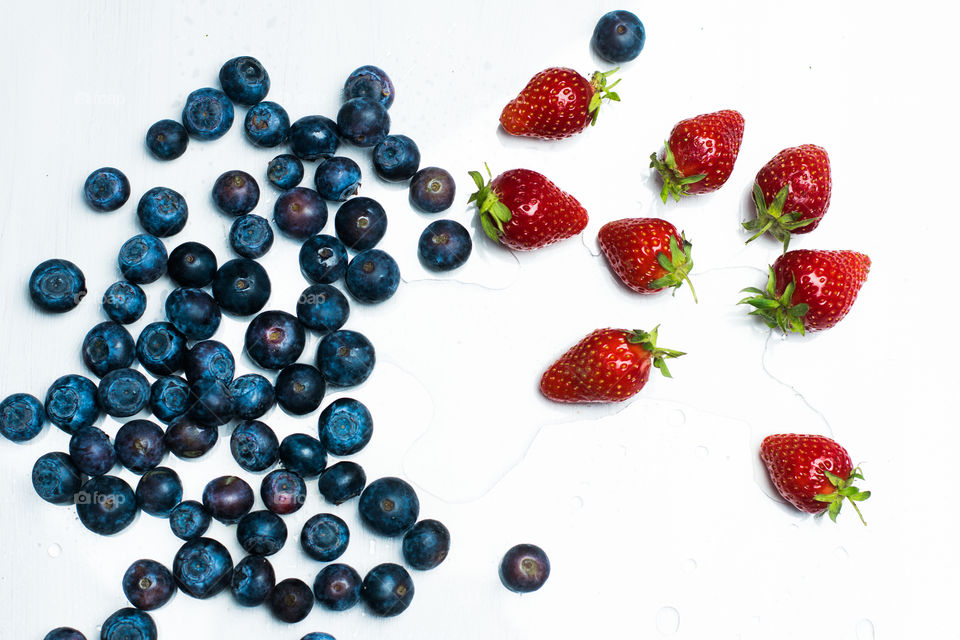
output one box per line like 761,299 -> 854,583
0,1 -> 957,638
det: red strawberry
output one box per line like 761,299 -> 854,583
597,217 -> 697,300
760,434 -> 870,524
650,110 -> 745,202
499,67 -> 620,140
540,326 -> 684,403
469,165 -> 588,251
739,249 -> 870,333
744,144 -> 832,250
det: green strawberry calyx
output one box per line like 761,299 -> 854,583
813,467 -> 870,525
468,163 -> 512,244
649,232 -> 698,303
588,68 -> 621,126
625,325 -> 686,378
649,141 -> 707,204
742,183 -> 819,252
737,268 -> 810,335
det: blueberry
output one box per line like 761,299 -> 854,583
115,419 -> 166,473
136,322 -> 187,376
219,56 -> 270,105
360,563 -> 414,617
182,87 -> 234,140
261,469 -> 307,515
145,119 -> 188,161
69,426 -> 116,476
97,368 -> 150,418
237,510 -> 288,556
278,433 -> 326,477
84,167 -> 130,212
184,339 -> 235,384
592,10 -> 645,63
212,258 -> 271,316
122,559 -> 176,610
344,249 -> 399,304
1,393 -> 46,442
167,242 -> 217,288
76,475 -> 138,535
499,543 -> 550,593
165,288 -> 221,340
314,156 -> 362,201
136,186 -> 188,237
118,234 -> 167,284
43,628 -> 86,640
358,477 -> 420,536
173,537 -> 234,598
418,219 -> 472,271
136,467 -> 183,517
230,374 -> 275,420
344,65 -> 395,109
313,563 -> 362,611
149,376 -> 191,423
231,555 -> 276,607
267,153 -> 304,190
316,329 -> 376,387
188,378 -> 234,427
244,310 -> 305,370
101,281 -> 146,324
301,634 -> 336,640
337,97 -> 390,147
82,321 -> 135,377
29,259 -> 87,312
164,416 -> 219,459
213,170 -> 260,216
288,115 -> 340,161
296,284 -> 349,334
230,214 -> 274,259
301,513 -> 349,561
299,234 -> 348,284
169,500 -> 210,541
335,197 -> 387,250
245,101 -> 289,147
230,420 -> 279,472
317,461 -> 366,505
32,452 -> 83,505
275,365 -> 326,416
45,375 -> 99,434
373,134 -> 420,182
269,578 -> 314,623
100,608 -> 157,640
402,519 -> 450,570
203,475 -> 254,524
273,187 -> 328,239
318,398 -> 372,456
410,167 -> 456,213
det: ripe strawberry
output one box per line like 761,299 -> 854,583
597,217 -> 697,300
499,67 -> 620,140
743,144 -> 832,250
760,434 -> 870,524
650,110 -> 744,202
469,165 -> 588,251
540,326 -> 684,403
739,249 -> 870,334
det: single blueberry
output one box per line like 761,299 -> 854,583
269,578 -> 314,623
165,287 -> 221,340
230,214 -> 274,259
115,419 -> 166,474
69,426 -> 116,476
43,628 -> 86,640
499,543 -> 550,593
97,368 -> 150,418
118,234 -> 167,284
100,608 -> 157,640
344,249 -> 399,304
273,187 -> 328,239
318,398 -> 372,456
188,378 -> 234,427
288,115 -> 340,161
402,519 -> 451,571
343,65 -> 395,109
136,322 -> 186,376
230,374 -> 275,420
230,420 -> 279,472
245,101 -> 289,147
1,393 -> 46,442
136,186 -> 188,237
302,634 -> 336,640
275,365 -> 326,416
279,433 -> 326,477
82,321 -> 135,378
135,467 -> 183,517
75,474 -> 138,535
261,469 -> 307,515
372,134 -> 420,182
219,56 -> 270,105
29,259 -> 87,312
84,167 -> 130,212
299,234 -> 348,284
45,375 -> 99,434
182,87 -> 234,140
267,153 -> 304,190
360,563 -> 414,617
335,197 -> 387,251
418,219 -> 472,271
167,242 -> 217,288
183,339 -> 235,384
32,452 -> 83,505
101,281 -> 147,324
145,119 -> 188,160
592,10 -> 645,63
296,284 -> 349,334
313,563 -> 362,611
244,310 -> 305,370
337,97 -> 390,147
212,258 -> 271,316
410,166 -> 456,213
237,509 -> 287,556
317,461 -> 366,505
169,500 -> 210,541
314,156 -> 361,201
316,329 -> 376,387
122,559 -> 176,610
173,537 -> 234,598
358,477 -> 420,536
202,475 -> 254,524
301,513 -> 349,561
231,555 -> 276,607
149,375 -> 191,423
164,415 -> 219,459
213,170 -> 260,216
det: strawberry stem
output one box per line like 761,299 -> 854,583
738,268 -> 809,335
742,183 -> 818,252
626,325 -> 685,378
648,233 -> 698,302
468,163 -> 511,244
588,68 -> 621,126
649,142 -> 707,203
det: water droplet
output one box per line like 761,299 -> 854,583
570,496 -> 584,509
47,543 -> 62,558
834,546 -> 849,560
656,606 -> 680,635
682,558 -> 697,572
855,619 -> 875,640
694,445 -> 709,458
668,409 -> 686,426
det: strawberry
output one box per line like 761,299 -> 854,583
540,326 -> 684,403
499,67 -> 620,140
597,217 -> 697,300
760,434 -> 870,524
739,249 -> 870,334
650,110 -> 744,202
743,144 -> 832,250
469,165 -> 588,250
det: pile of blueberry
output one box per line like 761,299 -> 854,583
2,56 -> 469,640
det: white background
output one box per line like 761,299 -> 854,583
1,1 -> 957,638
